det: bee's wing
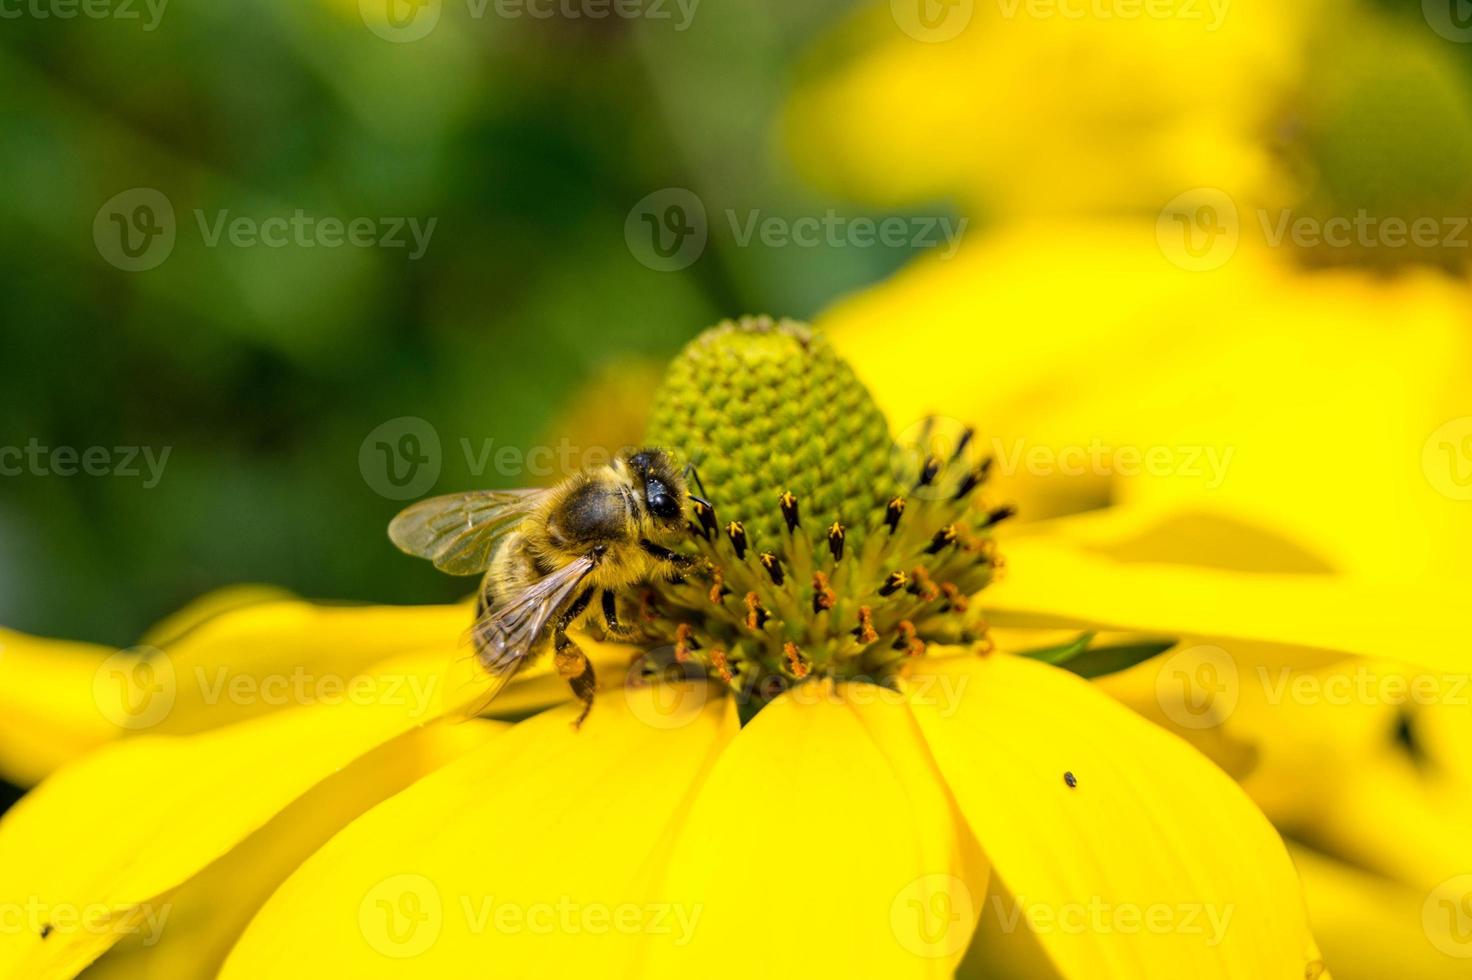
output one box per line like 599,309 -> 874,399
469,553 -> 598,676
388,488 -> 547,575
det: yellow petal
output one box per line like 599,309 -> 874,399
84,718 -> 503,980
0,684 -> 453,979
0,631 -> 121,787
138,585 -> 297,648
909,653 -> 1324,979
988,538 -> 1471,675
1289,843 -> 1469,980
219,683 -> 737,978
639,681 -> 989,979
140,600 -> 471,735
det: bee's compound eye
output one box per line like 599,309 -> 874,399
649,492 -> 679,519
645,477 -> 679,519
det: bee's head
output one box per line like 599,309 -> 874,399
625,447 -> 687,529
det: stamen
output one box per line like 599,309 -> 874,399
827,522 -> 846,562
726,520 -> 748,560
674,623 -> 699,662
783,641 -> 810,678
779,491 -> 800,531
885,497 -> 906,534
692,499 -> 719,539
917,455 -> 941,488
744,592 -> 769,630
980,504 -> 1018,529
880,570 -> 909,597
925,524 -> 959,555
893,620 -> 926,657
908,566 -> 940,602
852,605 -> 879,643
759,551 -> 785,586
940,582 -> 969,613
710,648 -> 734,683
707,568 -> 730,604
812,572 -> 836,614
951,426 -> 975,461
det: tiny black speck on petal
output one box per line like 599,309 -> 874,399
1064,771 -> 1078,789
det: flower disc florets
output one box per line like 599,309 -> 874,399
633,316 -> 1012,714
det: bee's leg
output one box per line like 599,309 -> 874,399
554,588 -> 597,728
640,539 -> 701,573
554,631 -> 597,729
600,589 -> 637,639
682,462 -> 711,501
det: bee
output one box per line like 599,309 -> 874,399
389,448 -> 707,727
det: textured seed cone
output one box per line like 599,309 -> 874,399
646,315 -> 897,553
631,315 -> 1011,716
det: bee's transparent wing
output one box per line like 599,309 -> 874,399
388,488 -> 546,575
469,553 -> 597,676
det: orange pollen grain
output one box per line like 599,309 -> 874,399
813,572 -> 836,611
854,606 -> 879,643
910,566 -> 940,602
710,648 -> 734,683
675,623 -> 694,663
783,642 -> 810,678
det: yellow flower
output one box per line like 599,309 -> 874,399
0,320 -> 1403,979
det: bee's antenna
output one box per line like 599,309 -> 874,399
683,461 -> 711,500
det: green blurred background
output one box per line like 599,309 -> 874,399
0,0 -> 968,647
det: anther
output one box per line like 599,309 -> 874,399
726,521 -> 748,560
917,455 -> 942,488
925,524 -> 959,555
852,605 -> 879,643
759,551 -> 785,586
783,641 -> 810,678
893,620 -> 925,657
827,522 -> 846,562
779,491 -> 800,532
951,426 -> 975,461
940,582 -> 969,613
674,623 -> 700,662
885,497 -> 906,535
744,592 -> 768,630
953,468 -> 984,501
707,568 -> 731,604
880,570 -> 908,597
710,648 -> 734,683
980,504 -> 1018,529
907,566 -> 940,602
691,499 -> 719,540
812,572 -> 836,614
